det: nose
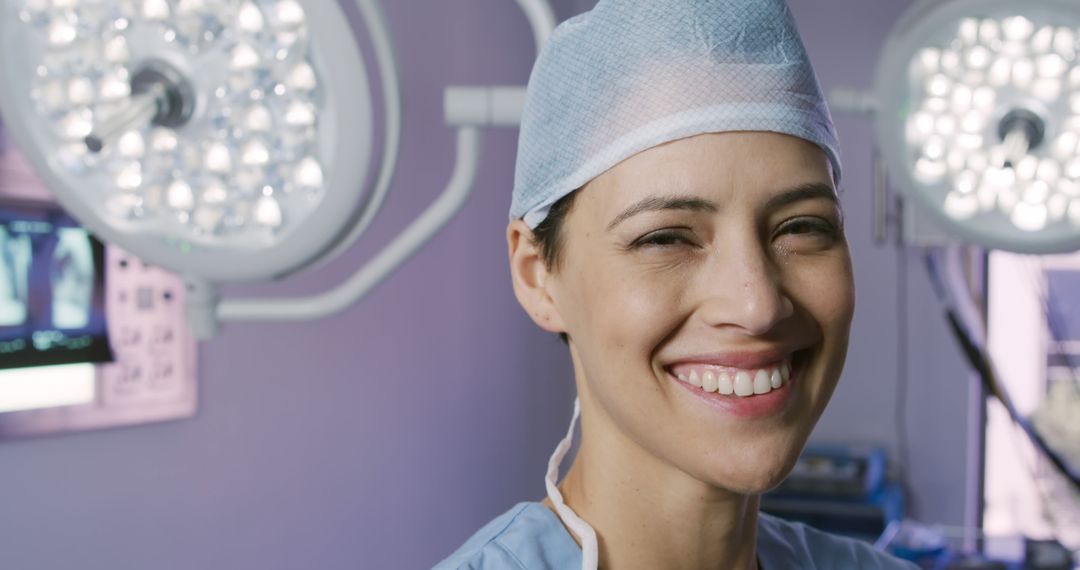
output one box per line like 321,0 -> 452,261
696,239 -> 794,337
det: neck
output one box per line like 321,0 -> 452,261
545,407 -> 761,570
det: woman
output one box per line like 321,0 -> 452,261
437,0 -> 917,568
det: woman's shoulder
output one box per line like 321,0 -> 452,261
431,501 -> 582,570
757,513 -> 920,570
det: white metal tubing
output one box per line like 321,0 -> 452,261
514,0 -> 556,54
445,86 -> 527,126
217,127 -> 481,322
828,87 -> 879,115
308,0 -> 404,265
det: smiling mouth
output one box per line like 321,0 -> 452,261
666,350 -> 808,398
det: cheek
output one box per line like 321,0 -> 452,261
785,254 -> 855,333
574,267 -> 688,356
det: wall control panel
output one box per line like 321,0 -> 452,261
0,246 -> 198,440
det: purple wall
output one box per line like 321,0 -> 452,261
0,1 -> 976,569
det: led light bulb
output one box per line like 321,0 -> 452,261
284,101 -> 315,127
961,110 -> 986,133
241,140 -> 270,166
972,86 -> 995,111
957,132 -> 984,150
47,20 -> 76,46
1017,155 -> 1039,180
988,58 -> 1012,87
238,2 -> 265,33
103,36 -> 129,63
117,130 -> 145,158
115,162 -> 143,190
245,105 -> 273,132
287,62 -> 316,91
978,184 -> 999,211
915,158 -> 947,183
1012,201 -> 1048,231
98,73 -> 130,101
1037,53 -> 1067,77
941,49 -> 961,73
985,166 -> 1017,188
1037,158 -> 1061,184
1012,58 -> 1035,87
201,182 -> 228,205
1032,26 -> 1055,53
1032,78 -> 1061,101
956,169 -> 980,194
947,150 -> 967,173
204,142 -> 233,173
151,128 -> 178,153
951,84 -> 973,111
919,47 -> 941,74
59,109 -> 93,139
254,195 -> 283,227
1025,180 -> 1051,203
1003,16 -> 1035,42
979,19 -> 1001,44
936,114 -> 957,136
1054,28 -> 1076,57
965,46 -> 991,70
230,43 -> 260,70
294,157 -> 323,188
1067,159 -> 1080,179
1061,179 -> 1080,197
142,0 -> 169,20
1049,193 -> 1068,220
67,77 -> 94,106
167,180 -> 195,210
945,191 -> 979,219
924,136 -> 946,160
274,1 -> 305,27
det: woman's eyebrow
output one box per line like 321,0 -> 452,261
607,195 -> 718,230
765,182 -> 838,210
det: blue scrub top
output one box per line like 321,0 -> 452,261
433,502 -> 919,569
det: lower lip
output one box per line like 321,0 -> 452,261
668,357 -> 802,418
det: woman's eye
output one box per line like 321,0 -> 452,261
778,218 -> 837,238
632,229 -> 696,249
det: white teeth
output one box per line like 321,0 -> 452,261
753,370 -> 771,394
733,371 -> 754,396
717,371 -> 734,395
702,370 -> 718,392
674,356 -> 793,398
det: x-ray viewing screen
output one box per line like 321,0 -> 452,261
0,202 -> 112,370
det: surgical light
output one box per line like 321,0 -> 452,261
0,0 -> 373,281
0,0 -> 557,337
835,0 -> 1080,253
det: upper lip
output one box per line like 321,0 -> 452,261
663,346 -> 806,370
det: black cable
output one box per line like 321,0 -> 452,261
924,251 -> 1080,492
895,244 -> 911,501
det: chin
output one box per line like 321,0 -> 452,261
692,434 -> 809,495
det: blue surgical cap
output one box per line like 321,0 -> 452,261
511,0 -> 842,228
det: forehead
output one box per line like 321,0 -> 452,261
577,132 -> 835,218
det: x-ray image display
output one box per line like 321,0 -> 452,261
0,202 -> 112,371
0,226 -> 31,326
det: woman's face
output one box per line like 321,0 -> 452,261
542,131 -> 854,493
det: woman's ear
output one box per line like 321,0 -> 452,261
507,219 -> 567,334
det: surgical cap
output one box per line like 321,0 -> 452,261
511,0 -> 842,228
